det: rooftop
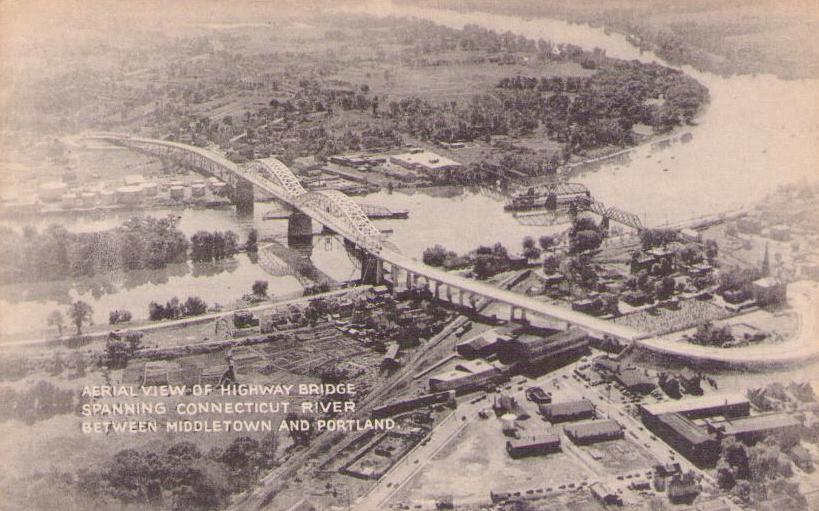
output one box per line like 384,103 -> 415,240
541,399 -> 594,417
658,413 -> 715,445
390,150 -> 461,171
507,433 -> 560,449
716,413 -> 800,436
641,393 -> 748,417
564,419 -> 622,437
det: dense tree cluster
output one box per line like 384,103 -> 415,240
0,380 -> 75,424
108,309 -> 133,325
74,436 -> 277,510
568,214 -> 605,253
716,436 -> 804,506
190,230 -> 239,262
689,320 -> 734,347
148,296 -> 208,321
0,216 -> 189,284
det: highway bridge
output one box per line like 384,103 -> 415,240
89,133 -> 643,342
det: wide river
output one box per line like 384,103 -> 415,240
1,5 -> 817,337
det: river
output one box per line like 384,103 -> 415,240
1,4 -> 817,337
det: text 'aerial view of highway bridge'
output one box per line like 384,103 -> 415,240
1,2 -> 818,511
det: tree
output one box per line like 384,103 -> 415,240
658,277 -> 676,300
68,301 -> 93,335
252,280 -> 269,297
571,229 -> 603,253
104,336 -> 132,369
543,253 -> 561,273
538,235 -> 555,251
523,245 -> 541,261
522,236 -> 536,251
245,229 -> 258,252
47,310 -> 65,337
109,309 -> 132,325
184,296 -> 208,316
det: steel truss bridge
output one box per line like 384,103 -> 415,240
511,182 -> 643,231
89,133 -> 644,342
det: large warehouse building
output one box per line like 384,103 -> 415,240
640,393 -> 750,422
540,399 -> 596,424
640,394 -> 752,467
506,432 -> 561,458
496,328 -> 589,369
564,419 -> 624,445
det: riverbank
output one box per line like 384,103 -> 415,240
0,285 -> 370,349
404,0 -> 819,80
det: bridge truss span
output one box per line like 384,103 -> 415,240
297,190 -> 385,250
244,158 -> 306,200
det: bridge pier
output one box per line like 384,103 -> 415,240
434,281 -> 441,299
390,265 -> 400,291
510,306 -> 528,323
287,212 -> 313,247
232,178 -> 255,215
600,215 -> 610,232
360,254 -> 385,285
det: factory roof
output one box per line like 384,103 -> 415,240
540,399 -> 595,417
641,393 -> 748,417
506,432 -> 561,449
390,150 -> 461,171
717,413 -> 800,436
658,413 -> 715,446
564,419 -> 622,438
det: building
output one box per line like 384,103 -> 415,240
589,482 -> 622,506
496,328 -> 589,368
564,419 -> 624,445
540,399 -> 595,423
667,472 -> 700,503
506,432 -> 561,458
706,413 -> 801,447
389,149 -> 462,174
456,330 -> 508,359
648,413 -> 719,466
428,359 -> 506,393
616,367 -> 656,394
371,390 -> 456,418
751,277 -> 787,306
639,393 -> 750,422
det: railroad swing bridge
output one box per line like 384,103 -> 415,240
88,133 -> 644,344
507,182 -> 643,231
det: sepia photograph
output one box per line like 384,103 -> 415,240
0,1 -> 817,510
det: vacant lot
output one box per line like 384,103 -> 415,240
391,414 -> 592,504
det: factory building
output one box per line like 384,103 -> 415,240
651,413 -> 720,466
564,419 -> 624,445
505,432 -> 561,458
389,149 -> 462,174
496,328 -> 589,368
706,413 -> 801,447
428,359 -> 507,394
456,330 -> 509,359
639,393 -> 750,422
539,399 -> 595,424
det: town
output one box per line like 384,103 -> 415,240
0,2 -> 817,511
